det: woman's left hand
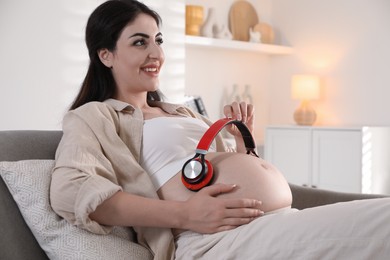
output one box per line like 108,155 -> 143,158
223,101 -> 255,154
223,101 -> 255,136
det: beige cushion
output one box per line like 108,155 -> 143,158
0,160 -> 151,260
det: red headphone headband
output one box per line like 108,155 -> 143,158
196,118 -> 257,155
182,118 -> 258,191
181,118 -> 259,191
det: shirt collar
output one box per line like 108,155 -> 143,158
149,100 -> 188,115
104,98 -> 189,116
104,98 -> 134,112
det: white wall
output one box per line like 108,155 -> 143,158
269,0 -> 390,127
144,0 -> 186,103
185,46 -> 272,143
0,0 -> 100,130
0,0 -> 185,130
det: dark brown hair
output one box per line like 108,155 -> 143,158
70,0 -> 163,110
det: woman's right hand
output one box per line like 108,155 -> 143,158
183,183 -> 264,234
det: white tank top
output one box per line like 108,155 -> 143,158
140,117 -> 216,190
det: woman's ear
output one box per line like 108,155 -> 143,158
98,48 -> 113,68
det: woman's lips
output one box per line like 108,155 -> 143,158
141,65 -> 160,76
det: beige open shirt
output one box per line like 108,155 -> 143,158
50,99 -> 229,259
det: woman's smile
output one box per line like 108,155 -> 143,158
141,63 -> 160,77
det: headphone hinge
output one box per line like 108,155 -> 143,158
195,149 -> 208,155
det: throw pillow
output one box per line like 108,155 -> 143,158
0,160 -> 151,260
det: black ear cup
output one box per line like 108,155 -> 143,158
181,156 -> 214,191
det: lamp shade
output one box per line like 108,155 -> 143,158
291,75 -> 320,100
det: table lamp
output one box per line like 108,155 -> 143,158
291,74 -> 320,126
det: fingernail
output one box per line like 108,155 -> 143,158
237,114 -> 242,121
254,209 -> 264,217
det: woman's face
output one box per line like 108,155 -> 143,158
105,13 -> 165,101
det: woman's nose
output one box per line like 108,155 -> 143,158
148,44 -> 164,60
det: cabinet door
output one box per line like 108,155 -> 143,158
312,130 -> 362,193
265,128 -> 311,186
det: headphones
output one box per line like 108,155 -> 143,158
181,118 -> 259,191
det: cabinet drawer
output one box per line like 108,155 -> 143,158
265,128 -> 311,186
312,130 -> 362,193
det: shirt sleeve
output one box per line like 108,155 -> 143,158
50,111 -> 122,234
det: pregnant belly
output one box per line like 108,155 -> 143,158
157,152 -> 292,213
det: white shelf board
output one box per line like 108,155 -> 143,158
185,35 -> 293,55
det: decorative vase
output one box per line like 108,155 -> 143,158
242,85 -> 253,104
253,23 -> 275,44
228,84 -> 241,103
214,24 -> 233,40
185,5 -> 204,36
249,27 -> 261,43
200,7 -> 218,38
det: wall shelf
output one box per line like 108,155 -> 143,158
185,35 -> 293,55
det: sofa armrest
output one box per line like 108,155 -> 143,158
289,183 -> 388,210
0,178 -> 48,259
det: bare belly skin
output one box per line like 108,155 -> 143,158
157,152 -> 293,234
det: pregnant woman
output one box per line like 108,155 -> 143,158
50,0 -> 290,256
50,1 -> 390,259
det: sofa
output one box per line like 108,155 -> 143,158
0,130 -> 387,260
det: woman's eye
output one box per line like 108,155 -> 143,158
156,37 -> 164,45
133,39 -> 146,46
